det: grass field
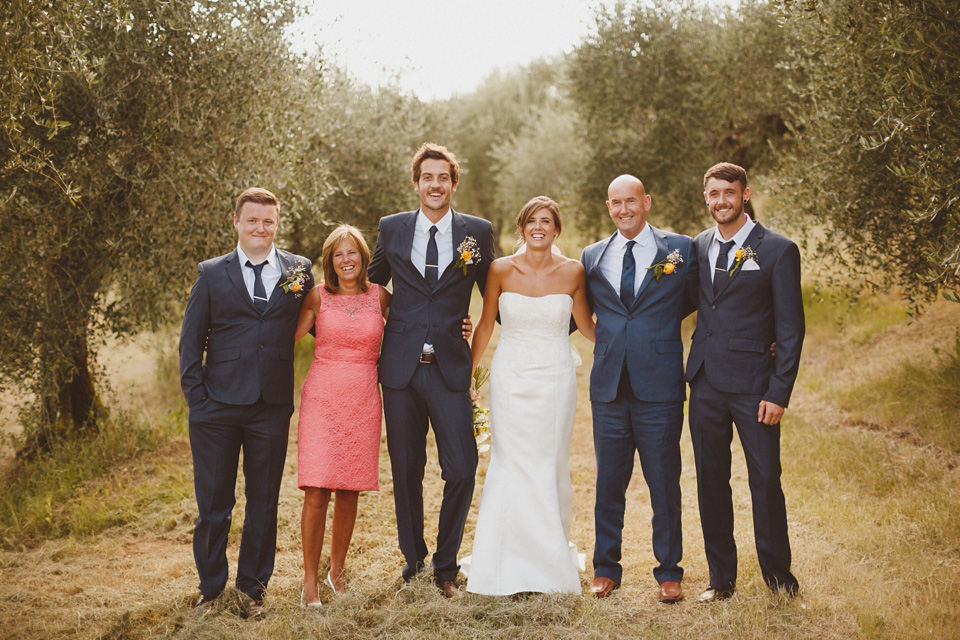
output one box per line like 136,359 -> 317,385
0,293 -> 958,639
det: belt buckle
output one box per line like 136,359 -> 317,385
419,353 -> 434,364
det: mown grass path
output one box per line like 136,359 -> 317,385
1,303 -> 958,639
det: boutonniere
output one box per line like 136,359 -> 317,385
729,246 -> 758,277
278,259 -> 309,298
646,249 -> 684,283
453,236 -> 481,275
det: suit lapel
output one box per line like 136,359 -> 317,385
399,212 -> 431,296
226,250 -> 258,312
698,234 -> 716,303
588,234 -> 621,302
263,250 -> 289,315
714,222 -> 765,300
434,210 -> 466,291
632,226 -> 668,307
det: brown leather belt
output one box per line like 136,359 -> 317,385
419,353 -> 437,364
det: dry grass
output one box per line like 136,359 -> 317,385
1,293 -> 958,639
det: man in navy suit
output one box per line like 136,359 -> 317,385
179,187 -> 314,617
369,143 -> 495,598
581,175 -> 698,603
686,162 -> 804,601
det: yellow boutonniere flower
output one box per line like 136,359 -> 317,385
728,246 -> 759,277
646,248 -> 684,283
454,236 -> 481,275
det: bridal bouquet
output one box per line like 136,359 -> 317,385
472,366 -> 491,453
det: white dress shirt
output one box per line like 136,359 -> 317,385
708,215 -> 756,283
236,244 -> 281,304
598,223 -> 657,295
411,209 -> 454,278
411,209 -> 453,354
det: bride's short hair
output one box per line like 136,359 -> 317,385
516,196 -> 562,239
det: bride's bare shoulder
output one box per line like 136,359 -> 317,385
557,255 -> 585,275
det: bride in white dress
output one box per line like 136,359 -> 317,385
465,196 -> 595,595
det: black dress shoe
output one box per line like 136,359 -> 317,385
697,586 -> 735,603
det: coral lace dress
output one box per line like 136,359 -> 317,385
297,284 -> 384,491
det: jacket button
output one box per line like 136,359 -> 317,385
711,305 -> 717,310
627,315 -> 633,320
259,344 -> 264,349
707,330 -> 713,336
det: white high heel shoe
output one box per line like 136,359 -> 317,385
324,570 -> 344,595
300,585 -> 322,608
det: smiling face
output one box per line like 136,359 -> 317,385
521,207 -> 559,248
704,176 -> 750,228
234,201 -> 278,259
606,175 -> 651,240
414,158 -> 456,218
331,238 -> 362,287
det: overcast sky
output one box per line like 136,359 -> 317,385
289,0 -> 740,102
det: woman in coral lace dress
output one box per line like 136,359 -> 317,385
294,224 -> 472,606
294,225 -> 385,605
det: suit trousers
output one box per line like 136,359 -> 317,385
382,361 -> 477,583
689,370 -> 798,593
188,397 -> 293,601
592,366 -> 684,584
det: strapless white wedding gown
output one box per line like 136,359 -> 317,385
464,292 -> 583,595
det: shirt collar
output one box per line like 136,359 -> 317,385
417,209 -> 453,236
615,222 -> 653,249
236,244 -> 278,269
713,214 -> 755,248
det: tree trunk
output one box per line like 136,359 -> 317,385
17,335 -> 104,461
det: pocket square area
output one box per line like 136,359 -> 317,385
742,259 -> 760,271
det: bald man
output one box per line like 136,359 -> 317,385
580,175 -> 698,603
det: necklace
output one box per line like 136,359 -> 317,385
337,291 -> 363,317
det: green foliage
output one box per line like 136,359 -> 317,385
283,65 -> 441,259
444,59 -> 572,253
0,410 -> 186,549
569,0 -> 795,235
0,0 -> 307,452
490,101 -> 588,247
777,0 -> 960,308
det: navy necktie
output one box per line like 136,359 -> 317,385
247,259 -> 268,313
714,240 -> 736,295
620,240 -> 637,308
426,225 -> 439,287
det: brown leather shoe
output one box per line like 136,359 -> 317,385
590,576 -> 619,598
190,592 -> 215,616
697,586 -> 735,603
437,580 -> 461,599
659,580 -> 683,604
242,597 -> 264,619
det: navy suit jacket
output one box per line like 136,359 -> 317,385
179,248 -> 314,408
684,222 -> 804,407
369,209 -> 494,392
582,226 -> 698,404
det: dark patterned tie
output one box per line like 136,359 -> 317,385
713,240 -> 736,295
620,240 -> 637,308
426,225 -> 439,287
247,260 -> 268,313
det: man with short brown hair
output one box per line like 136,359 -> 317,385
370,143 -> 495,597
180,187 -> 314,617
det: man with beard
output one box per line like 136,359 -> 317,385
685,162 -> 804,601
